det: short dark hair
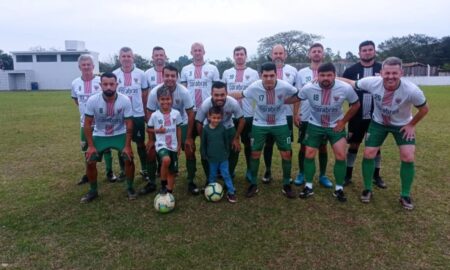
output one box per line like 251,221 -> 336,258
157,85 -> 172,100
233,46 -> 247,55
260,62 -> 276,73
208,106 -> 223,116
163,64 -> 179,75
211,81 -> 227,93
309,43 -> 324,51
152,46 -> 165,53
359,40 -> 375,51
101,72 -> 117,81
318,63 -> 336,74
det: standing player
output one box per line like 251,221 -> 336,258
81,72 -> 135,203
222,46 -> 259,180
294,43 -> 332,188
261,44 -> 297,183
113,47 -> 150,183
230,62 -> 298,199
286,63 -> 360,202
143,65 -> 195,195
71,54 -> 117,185
147,86 -> 182,194
180,42 -> 220,195
342,40 -> 385,188
145,46 -> 167,90
339,57 -> 429,210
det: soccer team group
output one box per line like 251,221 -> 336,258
72,40 -> 429,210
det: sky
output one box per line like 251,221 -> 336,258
2,0 -> 449,63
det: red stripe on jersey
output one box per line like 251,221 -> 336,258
165,135 -> 172,149
157,71 -> 163,84
163,113 -> 171,126
276,68 -> 283,79
105,125 -> 114,135
235,69 -> 244,82
124,72 -> 132,86
321,88 -> 331,127
194,65 -> 202,79
195,89 -> 202,108
266,89 -> 275,124
107,101 -> 115,117
382,90 -> 395,125
312,69 -> 318,80
84,80 -> 92,94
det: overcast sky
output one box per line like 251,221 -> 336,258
2,0 -> 449,62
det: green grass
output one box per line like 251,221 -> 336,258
0,87 -> 449,269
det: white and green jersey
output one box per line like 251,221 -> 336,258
180,63 -> 220,110
298,80 -> 358,128
113,67 -> 149,117
356,77 -> 427,126
144,67 -> 163,90
148,109 -> 182,152
243,80 -> 298,127
85,92 -> 133,137
147,83 -> 194,125
222,67 -> 259,117
195,96 -> 243,129
71,76 -> 102,127
296,67 -> 318,122
277,64 -> 297,116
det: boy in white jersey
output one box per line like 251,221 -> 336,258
81,72 -> 135,203
114,47 -> 150,185
71,55 -> 117,185
339,57 -> 429,210
180,43 -> 220,195
222,46 -> 259,181
147,86 -> 182,194
145,46 -> 167,90
286,63 -> 360,202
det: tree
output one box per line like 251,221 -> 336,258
324,47 -> 335,63
169,55 -> 192,73
345,51 -> 358,62
257,30 -> 323,63
0,50 -> 14,70
378,34 -> 439,64
212,58 -> 234,76
98,53 -> 151,73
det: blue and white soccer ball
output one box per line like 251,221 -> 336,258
204,183 -> 224,202
154,193 -> 176,213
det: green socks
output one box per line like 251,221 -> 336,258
333,159 -> 346,186
137,146 -> 148,172
400,161 -> 415,197
89,181 -> 98,193
362,158 -> 375,191
250,157 -> 260,185
186,158 -> 196,183
319,152 -> 328,176
304,158 -> 316,184
281,159 -> 291,185
104,150 -> 113,173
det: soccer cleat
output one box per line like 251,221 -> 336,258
106,171 -> 117,183
399,196 -> 414,210
138,182 -> 157,195
117,171 -> 126,182
127,188 -> 138,200
343,176 -> 352,187
188,182 -> 200,196
159,186 -> 168,195
227,193 -> 237,203
140,170 -> 151,182
373,176 -> 387,189
261,171 -> 273,184
294,173 -> 305,186
282,184 -> 296,199
299,186 -> 314,198
77,175 -> 89,185
245,184 -> 259,198
360,189 -> 372,203
333,189 -> 347,202
80,190 -> 98,203
319,175 -> 333,188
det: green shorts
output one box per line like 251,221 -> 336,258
365,121 -> 416,147
251,125 -> 292,152
158,148 -> 179,173
89,134 -> 128,161
80,127 -> 88,151
298,122 -> 327,146
303,124 -> 346,148
132,116 -> 146,143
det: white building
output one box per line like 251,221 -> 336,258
0,41 -> 99,90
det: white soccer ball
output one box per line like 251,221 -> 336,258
154,193 -> 176,213
204,183 -> 224,202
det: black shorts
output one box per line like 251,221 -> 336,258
347,118 -> 371,144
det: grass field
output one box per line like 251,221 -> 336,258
0,86 -> 449,269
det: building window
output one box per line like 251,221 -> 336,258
36,55 -> 57,62
16,55 -> 33,62
61,54 -> 80,62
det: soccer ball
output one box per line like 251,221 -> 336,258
204,183 -> 224,202
154,193 -> 176,213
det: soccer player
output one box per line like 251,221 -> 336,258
201,106 -> 238,203
113,47 -> 150,184
342,40 -> 385,188
261,44 -> 297,184
286,63 -> 360,202
81,72 -> 135,203
229,62 -> 298,199
71,54 -> 117,185
143,65 -> 195,195
195,81 -> 245,181
145,46 -> 167,90
339,57 -> 429,210
222,46 -> 259,181
180,42 -> 220,195
147,86 -> 182,194
293,43 -> 332,188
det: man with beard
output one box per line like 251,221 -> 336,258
195,81 -> 245,181
81,72 -> 135,203
145,46 -> 167,90
286,63 -> 360,202
342,41 -> 385,188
